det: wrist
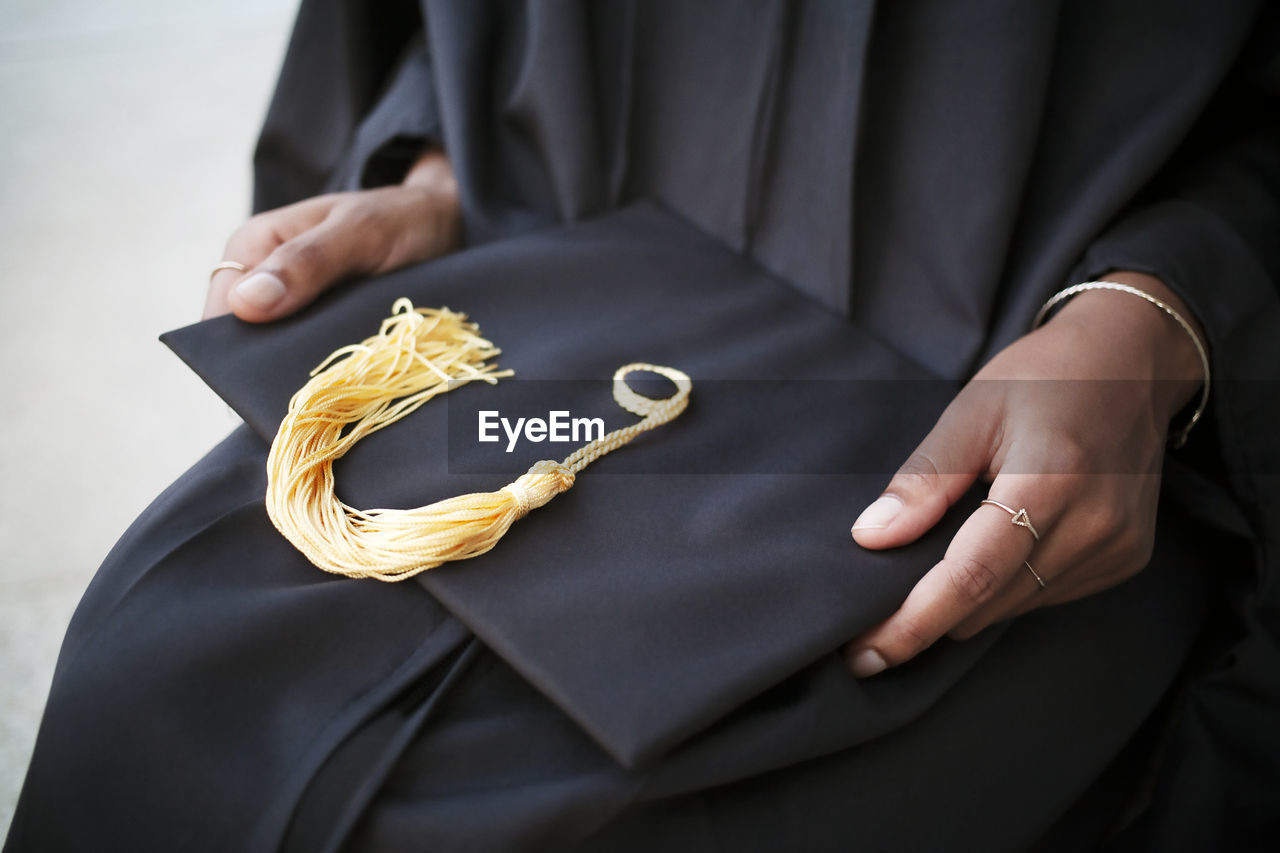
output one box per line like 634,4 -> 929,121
401,147 -> 462,249
1044,271 -> 1208,441
1094,272 -> 1205,378
403,148 -> 457,192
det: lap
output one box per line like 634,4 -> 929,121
7,425 -> 1215,852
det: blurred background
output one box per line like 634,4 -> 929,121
0,0 -> 298,831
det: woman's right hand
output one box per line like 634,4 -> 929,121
204,149 -> 461,323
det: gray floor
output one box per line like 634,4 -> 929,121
0,0 -> 298,832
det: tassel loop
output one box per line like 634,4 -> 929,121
562,363 -> 692,475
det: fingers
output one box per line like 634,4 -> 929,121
851,383 -> 1001,549
946,491 -> 1087,637
845,488 -> 1051,677
845,471 -> 1156,677
206,184 -> 462,324
204,198 -> 330,321
226,213 -> 384,322
224,193 -> 395,323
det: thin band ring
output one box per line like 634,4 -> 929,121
210,260 -> 249,282
1023,561 -> 1046,591
980,499 -> 1040,542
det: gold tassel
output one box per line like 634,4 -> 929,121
265,298 -> 691,581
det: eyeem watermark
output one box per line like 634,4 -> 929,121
478,410 -> 605,453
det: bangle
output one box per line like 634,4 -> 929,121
1033,280 -> 1210,449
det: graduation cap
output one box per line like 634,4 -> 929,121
163,202 -> 1002,768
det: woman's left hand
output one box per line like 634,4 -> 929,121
844,272 -> 1206,678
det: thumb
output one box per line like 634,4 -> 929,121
227,215 -> 378,323
851,387 -> 997,549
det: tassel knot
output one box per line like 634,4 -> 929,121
504,461 -> 576,518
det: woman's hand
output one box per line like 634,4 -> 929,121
844,272 -> 1206,678
204,150 -> 461,322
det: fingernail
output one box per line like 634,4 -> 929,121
234,271 -> 286,310
847,648 -> 888,678
851,495 -> 902,531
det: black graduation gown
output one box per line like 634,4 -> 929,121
7,2 -> 1280,850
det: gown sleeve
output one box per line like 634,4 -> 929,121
1068,7 -> 1280,845
326,34 -> 442,193
1069,5 -> 1280,478
250,0 -> 436,213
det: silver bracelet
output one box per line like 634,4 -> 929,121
1033,280 -> 1210,449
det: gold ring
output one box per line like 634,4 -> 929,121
210,260 -> 249,281
981,499 -> 1040,541
1024,561 -> 1046,590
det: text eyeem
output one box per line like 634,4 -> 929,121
478,410 -> 605,453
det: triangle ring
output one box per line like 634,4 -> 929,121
980,499 -> 1041,542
